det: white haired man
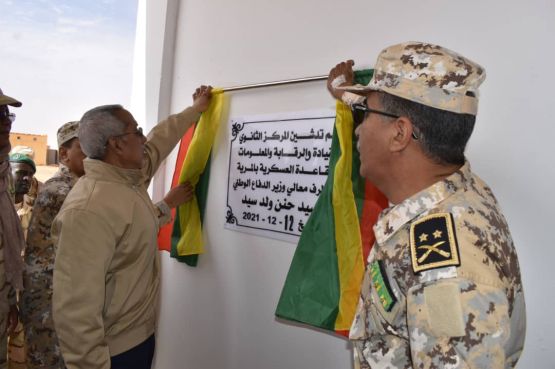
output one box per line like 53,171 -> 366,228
52,86 -> 211,369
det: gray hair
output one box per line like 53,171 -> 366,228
379,93 -> 475,166
78,104 -> 126,159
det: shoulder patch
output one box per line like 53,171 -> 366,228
410,213 -> 460,273
370,260 -> 397,312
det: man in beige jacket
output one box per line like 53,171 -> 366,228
52,86 -> 212,369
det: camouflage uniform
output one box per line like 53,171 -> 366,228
0,237 -> 17,369
0,89 -> 24,369
341,42 -> 526,368
20,165 -> 77,369
350,162 -> 525,368
1,160 -> 18,369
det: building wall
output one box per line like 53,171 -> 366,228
139,1 -> 555,368
9,132 -> 48,165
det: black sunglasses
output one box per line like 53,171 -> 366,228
351,100 -> 400,126
351,100 -> 419,139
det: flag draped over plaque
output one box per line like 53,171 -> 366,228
275,70 -> 388,336
157,89 -> 227,266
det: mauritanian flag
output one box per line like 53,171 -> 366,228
157,89 -> 227,266
275,70 -> 388,335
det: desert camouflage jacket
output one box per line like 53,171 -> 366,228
350,161 -> 526,369
24,165 -> 77,275
21,165 -> 76,369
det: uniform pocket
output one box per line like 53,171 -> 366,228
423,280 -> 465,337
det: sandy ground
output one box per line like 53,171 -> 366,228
35,165 -> 59,183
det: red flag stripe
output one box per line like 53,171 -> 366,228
157,124 -> 196,251
360,180 -> 388,264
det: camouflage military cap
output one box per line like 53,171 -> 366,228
57,121 -> 80,147
342,41 -> 486,115
9,153 -> 36,173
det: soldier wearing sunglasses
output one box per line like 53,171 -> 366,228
327,42 -> 525,369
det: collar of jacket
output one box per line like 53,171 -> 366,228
56,163 -> 80,185
373,160 -> 472,245
83,158 -> 145,187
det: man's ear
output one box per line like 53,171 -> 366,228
390,117 -> 415,152
106,137 -> 123,155
58,146 -> 69,165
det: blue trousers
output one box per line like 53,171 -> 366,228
111,335 -> 155,369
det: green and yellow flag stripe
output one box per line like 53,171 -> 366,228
276,70 -> 388,335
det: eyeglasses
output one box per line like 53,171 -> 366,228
0,111 -> 16,123
351,101 -> 400,126
351,100 -> 419,140
112,126 -> 144,139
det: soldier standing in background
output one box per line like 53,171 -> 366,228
0,88 -> 25,369
6,152 -> 36,369
21,121 -> 84,369
9,146 -> 43,209
327,42 -> 526,368
9,153 -> 37,240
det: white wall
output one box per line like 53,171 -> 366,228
140,1 -> 555,368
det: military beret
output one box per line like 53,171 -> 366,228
9,153 -> 36,173
10,145 -> 35,160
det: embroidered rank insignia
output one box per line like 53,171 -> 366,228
410,213 -> 460,273
370,260 -> 397,312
